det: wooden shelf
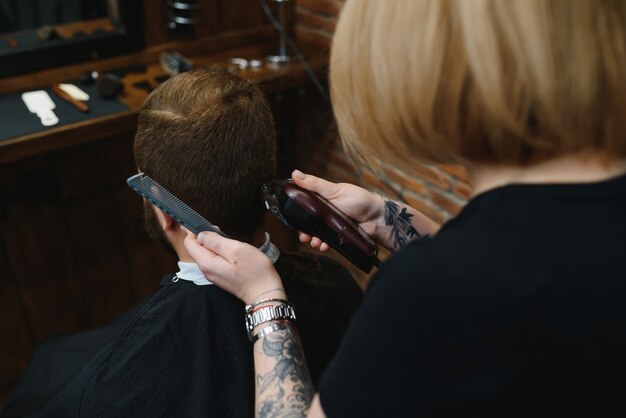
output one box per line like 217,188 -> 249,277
0,36 -> 328,165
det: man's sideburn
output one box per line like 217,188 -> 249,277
143,201 -> 177,256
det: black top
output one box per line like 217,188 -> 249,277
5,252 -> 361,418
319,174 -> 626,417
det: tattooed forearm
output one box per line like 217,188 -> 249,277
255,325 -> 314,418
384,199 -> 423,250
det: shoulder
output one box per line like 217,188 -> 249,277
366,238 -> 452,297
368,197 -> 515,299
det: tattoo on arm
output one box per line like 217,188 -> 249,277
256,325 -> 314,418
384,199 -> 423,250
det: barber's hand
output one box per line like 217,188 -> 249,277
292,170 -> 386,252
184,231 -> 285,305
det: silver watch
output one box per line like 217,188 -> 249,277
245,304 -> 297,339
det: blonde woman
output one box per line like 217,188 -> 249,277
185,0 -> 626,416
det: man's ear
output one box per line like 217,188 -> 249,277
152,205 -> 175,231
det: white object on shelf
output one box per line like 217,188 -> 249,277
22,90 -> 59,127
59,83 -> 90,101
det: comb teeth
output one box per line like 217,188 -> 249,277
127,173 -> 227,237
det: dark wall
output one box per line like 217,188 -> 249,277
0,132 -> 178,400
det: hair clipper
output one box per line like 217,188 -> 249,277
262,179 -> 380,273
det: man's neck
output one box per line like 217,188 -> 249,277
468,152 -> 626,197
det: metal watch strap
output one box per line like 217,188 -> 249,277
246,304 -> 297,337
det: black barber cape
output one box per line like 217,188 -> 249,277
4,252 -> 362,418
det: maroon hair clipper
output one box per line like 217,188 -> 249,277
262,179 -> 381,273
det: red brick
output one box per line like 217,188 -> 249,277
429,190 -> 464,215
295,26 -> 332,47
326,164 -> 358,185
328,149 -> 358,176
401,192 -> 448,225
437,164 -> 469,182
325,18 -> 337,33
454,181 -> 472,200
360,169 -> 401,199
296,0 -> 342,16
296,8 -> 330,30
413,164 -> 452,190
382,166 -> 427,196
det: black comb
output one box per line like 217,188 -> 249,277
127,173 -> 228,237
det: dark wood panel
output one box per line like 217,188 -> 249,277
219,0 -> 266,32
142,0 -> 171,46
0,239 -> 33,396
51,132 -> 136,199
142,0 -> 274,46
61,192 -> 134,328
217,0 -> 294,33
49,134 -> 150,326
1,200 -> 85,343
195,0 -> 222,38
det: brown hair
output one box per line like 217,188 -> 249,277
134,67 -> 276,240
330,0 -> 626,168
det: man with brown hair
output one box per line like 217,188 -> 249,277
4,67 -> 361,418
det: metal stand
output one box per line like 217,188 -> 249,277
266,0 -> 291,64
167,0 -> 200,35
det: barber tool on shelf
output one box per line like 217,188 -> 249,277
22,90 -> 59,126
36,26 -> 61,43
52,83 -> 90,113
262,179 -> 381,273
161,51 -> 194,76
127,173 -> 227,237
79,71 -> 123,99
266,0 -> 291,64
167,0 -> 200,35
5,36 -> 17,48
95,74 -> 124,99
229,58 -> 264,72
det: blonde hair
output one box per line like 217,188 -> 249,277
330,0 -> 626,168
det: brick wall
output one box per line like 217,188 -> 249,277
294,0 -> 342,47
292,0 -> 472,227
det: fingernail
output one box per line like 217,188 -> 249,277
181,226 -> 190,234
197,232 -> 206,243
293,170 -> 306,180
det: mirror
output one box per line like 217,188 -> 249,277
0,0 -> 143,77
